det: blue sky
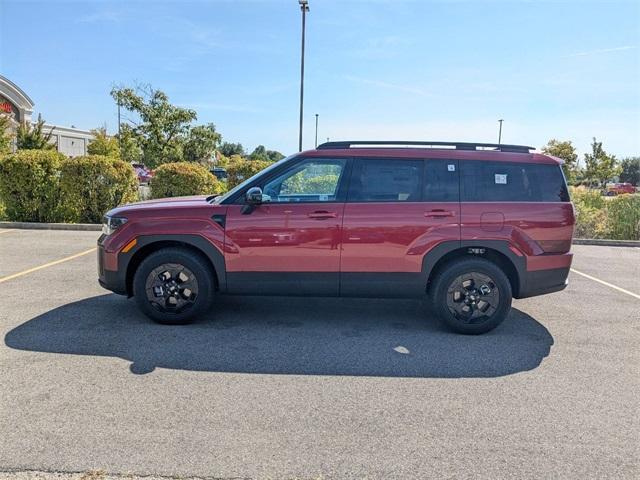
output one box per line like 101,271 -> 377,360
1,0 -> 639,159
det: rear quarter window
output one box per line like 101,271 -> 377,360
461,161 -> 569,202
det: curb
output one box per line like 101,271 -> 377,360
573,238 -> 640,247
0,221 -> 101,231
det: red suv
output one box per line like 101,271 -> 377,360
98,141 -> 575,334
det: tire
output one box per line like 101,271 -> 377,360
430,257 -> 512,335
133,247 -> 214,325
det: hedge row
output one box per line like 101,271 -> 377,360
571,187 -> 640,240
150,162 -> 223,199
0,150 -> 138,223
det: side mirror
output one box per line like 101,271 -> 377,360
245,187 -> 263,205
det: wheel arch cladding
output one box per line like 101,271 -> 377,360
124,235 -> 225,296
423,241 -> 522,297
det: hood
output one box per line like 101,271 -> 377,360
129,195 -> 210,206
106,195 -> 215,217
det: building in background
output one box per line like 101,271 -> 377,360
0,75 -> 93,156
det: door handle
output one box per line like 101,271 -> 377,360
424,210 -> 456,218
308,211 -> 337,219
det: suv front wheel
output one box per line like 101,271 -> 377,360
430,257 -> 512,335
133,247 -> 214,325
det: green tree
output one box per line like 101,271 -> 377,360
118,125 -> 143,164
16,115 -> 56,151
183,123 -> 221,163
0,114 -> 14,154
219,142 -> 245,157
111,85 -> 196,168
87,127 -> 120,158
249,145 -> 284,162
542,139 -> 579,184
583,137 -> 621,188
619,157 -> 640,186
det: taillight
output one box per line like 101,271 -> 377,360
538,240 -> 572,254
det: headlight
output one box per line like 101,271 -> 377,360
102,216 -> 128,236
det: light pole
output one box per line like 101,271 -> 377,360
117,99 -> 123,158
314,113 -> 319,148
298,0 -> 309,152
498,119 -> 504,145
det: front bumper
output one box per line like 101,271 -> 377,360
97,237 -> 128,295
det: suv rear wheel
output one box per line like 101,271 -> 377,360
430,257 -> 512,334
133,248 -> 214,325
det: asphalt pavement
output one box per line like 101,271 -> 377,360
0,228 -> 638,479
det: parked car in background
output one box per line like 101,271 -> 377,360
99,140 -> 575,335
605,182 -> 636,196
211,167 -> 228,181
132,163 -> 154,184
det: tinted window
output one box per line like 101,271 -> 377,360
461,161 -> 569,202
424,159 -> 459,202
263,158 -> 346,203
349,159 -> 423,202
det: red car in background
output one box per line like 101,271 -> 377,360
132,163 -> 153,184
606,183 -> 636,195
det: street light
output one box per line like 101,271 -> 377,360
498,119 -> 504,144
314,113 -> 319,148
298,0 -> 309,152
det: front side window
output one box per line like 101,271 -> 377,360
263,159 -> 346,203
349,159 -> 423,202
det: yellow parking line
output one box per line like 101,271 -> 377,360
0,247 -> 97,284
570,268 -> 640,300
0,229 -> 16,234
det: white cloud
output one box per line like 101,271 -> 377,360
567,46 -> 637,57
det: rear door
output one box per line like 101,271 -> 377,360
340,158 -> 461,297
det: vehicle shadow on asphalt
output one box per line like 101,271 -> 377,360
4,294 -> 553,378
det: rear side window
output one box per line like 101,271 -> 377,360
461,161 -> 569,202
349,159 -> 423,202
424,159 -> 459,202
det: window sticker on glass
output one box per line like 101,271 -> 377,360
447,164 -> 455,172
495,174 -> 507,184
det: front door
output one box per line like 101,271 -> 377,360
340,158 -> 461,297
225,157 -> 349,295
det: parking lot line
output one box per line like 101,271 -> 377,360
0,229 -> 16,234
0,247 -> 97,284
570,268 -> 640,300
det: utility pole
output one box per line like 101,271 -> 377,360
498,119 -> 504,145
298,0 -> 309,152
314,113 -> 319,148
117,100 -> 122,158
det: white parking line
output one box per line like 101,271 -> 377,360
570,268 -> 640,300
0,248 -> 96,284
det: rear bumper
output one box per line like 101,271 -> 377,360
517,267 -> 570,298
516,252 -> 573,299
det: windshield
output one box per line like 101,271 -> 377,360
210,154 -> 297,204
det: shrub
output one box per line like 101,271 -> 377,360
150,162 -> 223,199
0,149 -> 64,222
59,155 -> 138,223
226,157 -> 271,189
569,186 -> 640,240
606,194 -> 640,240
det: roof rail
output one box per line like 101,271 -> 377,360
316,140 -> 534,153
